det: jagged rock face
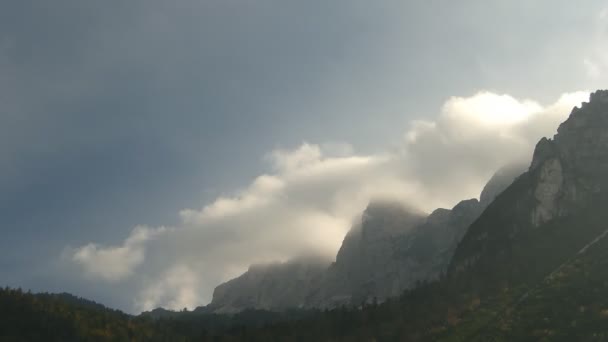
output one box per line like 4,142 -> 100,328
309,165 -> 524,308
206,204 -> 427,313
554,90 -> 608,178
308,203 -> 427,307
450,89 -> 608,276
529,90 -> 608,225
334,202 -> 426,268
208,259 -> 327,314
531,157 -> 563,226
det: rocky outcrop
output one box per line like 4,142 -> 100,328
531,157 -> 563,226
528,90 -> 608,226
306,203 -> 427,307
208,257 -> 328,313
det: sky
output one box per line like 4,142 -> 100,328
1,0 -> 607,313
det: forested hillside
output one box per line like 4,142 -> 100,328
0,288 -> 185,341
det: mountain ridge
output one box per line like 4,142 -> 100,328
207,163 -> 525,312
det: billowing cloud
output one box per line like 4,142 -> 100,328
70,226 -> 169,282
134,265 -> 201,312
68,91 -> 589,312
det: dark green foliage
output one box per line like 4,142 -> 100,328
450,224 -> 608,341
0,288 -> 187,341
0,288 -> 320,341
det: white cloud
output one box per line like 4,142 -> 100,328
135,265 -> 201,312
68,91 -> 589,312
71,225 -> 169,282
442,92 -> 542,127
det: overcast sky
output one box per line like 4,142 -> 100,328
1,0 -> 607,313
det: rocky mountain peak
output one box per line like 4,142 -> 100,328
333,201 -> 426,268
527,90 -> 608,226
426,208 -> 452,226
529,137 -> 557,170
208,258 -> 328,313
553,90 -> 608,174
589,89 -> 608,103
355,201 -> 426,240
531,90 -> 608,168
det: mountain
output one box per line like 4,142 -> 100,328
207,163 -> 525,312
187,89 -> 608,341
307,163 -> 524,308
307,202 -> 428,307
424,88 -> 608,339
207,257 -> 328,313
7,90 -> 608,341
191,89 -> 608,340
450,90 -> 608,289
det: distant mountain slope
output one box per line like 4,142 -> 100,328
307,202 -> 428,307
208,257 -> 328,313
